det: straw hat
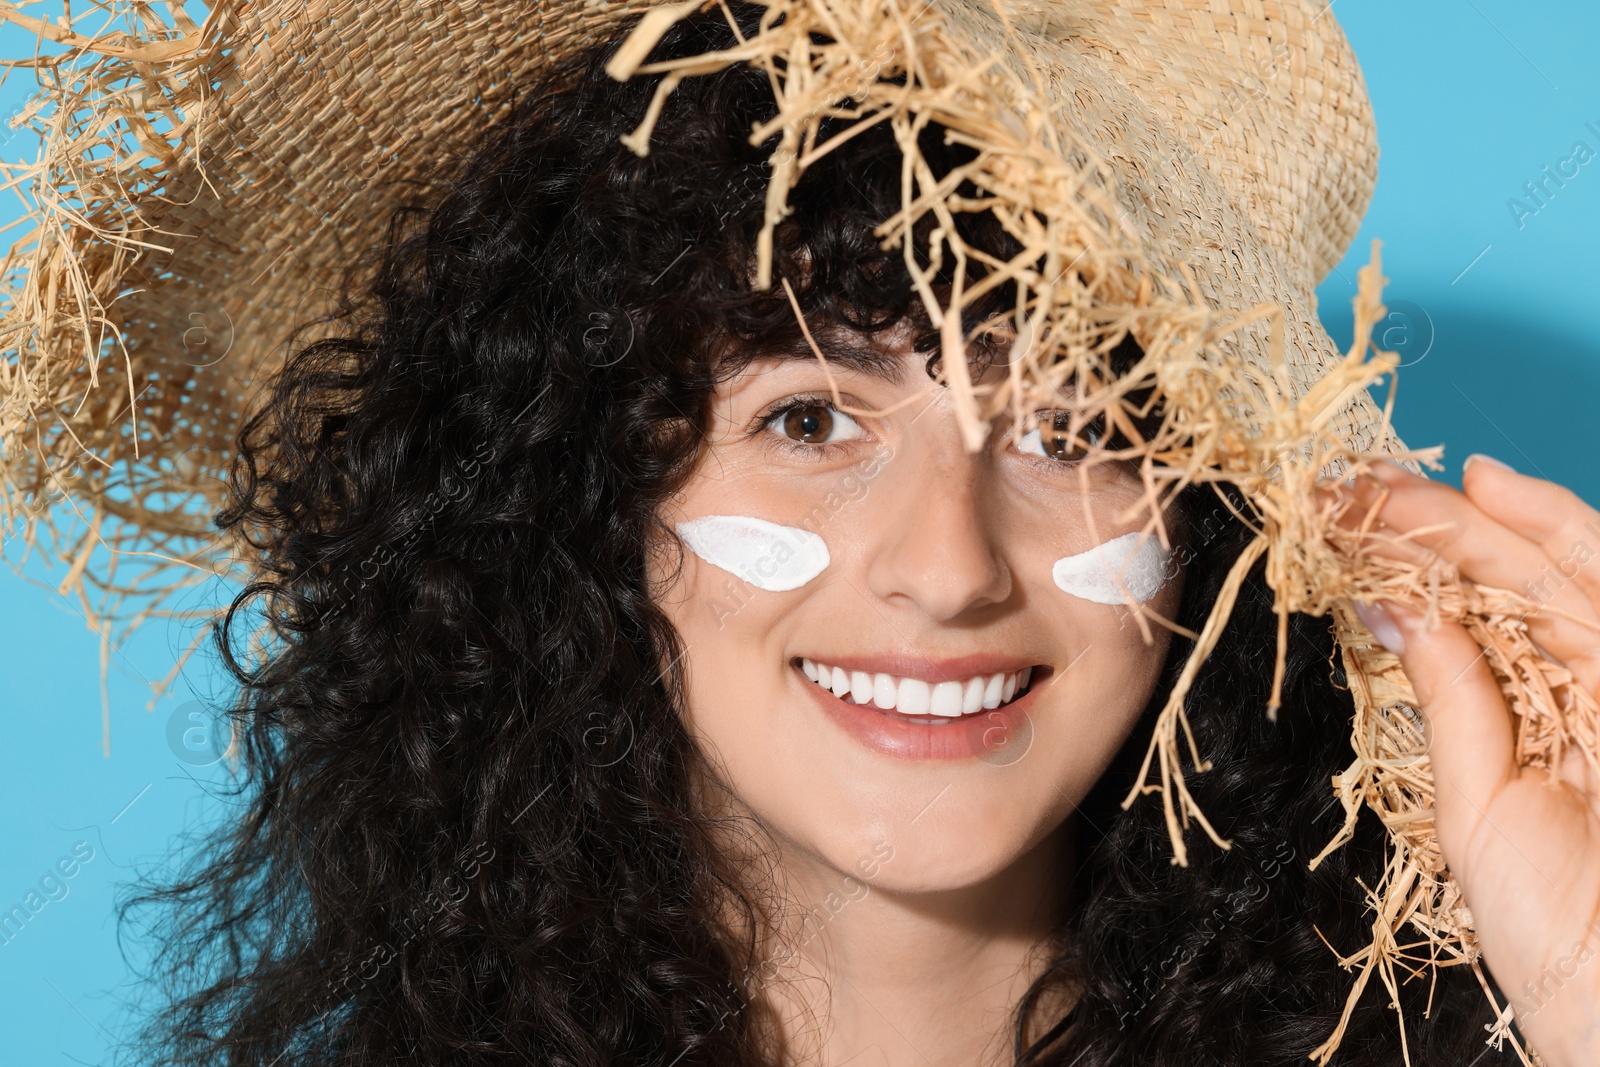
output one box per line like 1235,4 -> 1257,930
0,0 -> 1575,1060
0,0 -> 1385,524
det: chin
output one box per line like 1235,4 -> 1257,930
729,732 -> 1095,898
837,817 -> 1066,897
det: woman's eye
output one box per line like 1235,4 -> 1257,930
766,402 -> 865,446
1015,415 -> 1101,463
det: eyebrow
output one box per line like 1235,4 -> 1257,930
759,331 -> 911,385
730,316 -> 1011,390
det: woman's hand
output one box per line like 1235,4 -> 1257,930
1352,457 -> 1600,1066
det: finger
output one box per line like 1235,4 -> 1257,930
1462,454 -> 1600,610
1376,600 -> 1516,847
1322,473 -> 1444,567
1366,462 -> 1600,690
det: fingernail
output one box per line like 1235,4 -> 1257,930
1370,459 -> 1416,482
1353,599 -> 1405,654
1464,453 -> 1514,474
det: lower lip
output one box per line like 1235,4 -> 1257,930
798,667 -> 1040,761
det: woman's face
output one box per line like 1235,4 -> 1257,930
650,333 -> 1183,895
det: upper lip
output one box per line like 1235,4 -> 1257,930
794,653 -> 1039,683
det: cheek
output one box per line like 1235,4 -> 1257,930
646,530 -> 805,745
1060,539 -> 1184,725
1020,608 -> 1174,812
1011,534 -> 1182,786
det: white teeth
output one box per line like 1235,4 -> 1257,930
929,680 -> 964,717
896,677 -> 931,715
961,676 -> 985,715
872,673 -> 897,709
982,673 -> 1004,709
800,660 -> 1034,717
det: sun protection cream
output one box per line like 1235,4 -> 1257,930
1051,532 -> 1171,605
676,515 -> 830,592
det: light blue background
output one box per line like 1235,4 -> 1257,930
2,2 -> 1598,1063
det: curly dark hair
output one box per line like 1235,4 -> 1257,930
123,5 -> 1518,1065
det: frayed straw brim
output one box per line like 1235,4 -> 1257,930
1,0 -> 1594,1062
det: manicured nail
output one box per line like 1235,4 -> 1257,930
1464,453 -> 1514,474
1353,599 -> 1405,654
1368,459 -> 1412,483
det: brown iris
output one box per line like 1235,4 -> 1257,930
1034,414 -> 1102,463
781,404 -> 835,443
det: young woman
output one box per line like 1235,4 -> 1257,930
110,6 -> 1600,1067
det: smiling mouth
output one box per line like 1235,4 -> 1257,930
796,658 -> 1038,724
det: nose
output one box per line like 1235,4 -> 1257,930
861,403 -> 1012,621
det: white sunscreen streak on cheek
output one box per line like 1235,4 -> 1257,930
1051,532 -> 1171,605
675,515 -> 830,592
